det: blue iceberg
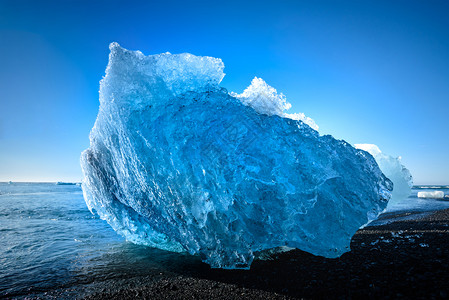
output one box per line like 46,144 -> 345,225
81,43 -> 392,269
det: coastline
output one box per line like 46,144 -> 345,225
27,208 -> 449,299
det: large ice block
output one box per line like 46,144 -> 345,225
81,43 -> 392,269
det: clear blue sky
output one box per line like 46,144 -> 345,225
0,0 -> 448,184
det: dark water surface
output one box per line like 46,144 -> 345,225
0,182 -> 448,297
0,183 -> 204,298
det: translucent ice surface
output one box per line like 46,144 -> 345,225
81,43 -> 392,269
355,144 -> 413,210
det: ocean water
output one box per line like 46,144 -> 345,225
386,185 -> 449,213
0,182 -> 203,298
0,182 -> 448,297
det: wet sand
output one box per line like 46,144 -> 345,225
32,209 -> 449,299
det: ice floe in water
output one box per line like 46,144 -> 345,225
81,43 -> 392,269
418,191 -> 445,199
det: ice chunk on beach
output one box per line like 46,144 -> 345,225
418,191 -> 445,199
355,144 -> 413,209
81,43 -> 392,269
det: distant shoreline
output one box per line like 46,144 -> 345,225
0,181 -> 82,184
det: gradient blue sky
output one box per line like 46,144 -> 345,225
0,0 -> 448,184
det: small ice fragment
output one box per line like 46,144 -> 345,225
417,191 -> 445,199
391,231 -> 402,238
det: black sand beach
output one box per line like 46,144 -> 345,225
24,209 -> 449,299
